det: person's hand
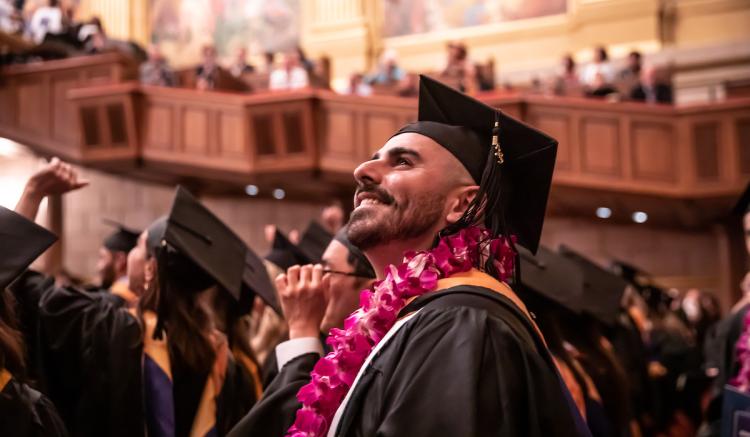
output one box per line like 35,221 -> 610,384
15,157 -> 88,221
276,264 -> 330,339
24,157 -> 89,199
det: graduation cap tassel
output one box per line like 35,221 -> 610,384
152,242 -> 170,340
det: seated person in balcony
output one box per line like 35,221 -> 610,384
27,0 -> 63,44
261,51 -> 275,73
617,50 -> 643,95
630,64 -> 673,104
229,46 -> 255,78
554,54 -> 583,96
365,49 -> 405,86
269,51 -> 309,91
344,72 -> 373,96
581,46 -> 616,96
296,45 -> 315,74
440,41 -> 478,93
196,44 -> 220,90
139,44 -> 177,86
0,0 -> 23,35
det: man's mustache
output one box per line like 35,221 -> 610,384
355,182 -> 395,206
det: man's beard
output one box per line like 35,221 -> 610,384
347,184 -> 445,252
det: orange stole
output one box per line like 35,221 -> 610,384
429,268 -> 547,344
0,368 -> 12,392
110,280 -> 137,305
233,348 -> 263,401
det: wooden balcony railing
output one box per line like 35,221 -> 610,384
2,55 -> 749,226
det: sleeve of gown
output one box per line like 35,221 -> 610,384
371,306 -> 581,437
33,391 -> 69,437
227,352 -> 320,437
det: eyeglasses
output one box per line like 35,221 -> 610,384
322,269 -> 370,278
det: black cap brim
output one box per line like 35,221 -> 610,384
517,245 -> 585,314
298,221 -> 333,264
1,206 -> 57,290
559,245 -> 627,326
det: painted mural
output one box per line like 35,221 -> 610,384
383,0 -> 567,38
149,0 -> 300,65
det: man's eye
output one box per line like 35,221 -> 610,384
396,158 -> 411,166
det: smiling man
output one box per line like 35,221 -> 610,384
231,76 -> 590,437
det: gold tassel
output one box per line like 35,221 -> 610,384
492,121 -> 504,164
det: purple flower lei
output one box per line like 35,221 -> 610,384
286,225 -> 517,437
731,309 -> 750,392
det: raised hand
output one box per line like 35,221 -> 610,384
276,264 -> 330,339
15,157 -> 89,221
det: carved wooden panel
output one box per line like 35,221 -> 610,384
365,113 -> 397,156
17,79 -> 45,133
106,103 -> 127,146
219,112 -> 244,157
252,114 -> 275,156
145,104 -> 173,150
631,121 -> 676,182
51,74 -> 78,143
0,82 -> 14,126
183,109 -> 209,153
580,117 -> 621,177
693,123 -> 720,181
282,111 -> 304,154
323,109 -> 355,158
531,112 -> 571,172
738,118 -> 750,175
81,106 -> 100,147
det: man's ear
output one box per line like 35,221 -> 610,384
114,252 -> 128,272
446,185 -> 479,225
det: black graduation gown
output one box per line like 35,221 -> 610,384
12,271 -> 256,437
0,375 -> 68,437
230,285 -> 588,437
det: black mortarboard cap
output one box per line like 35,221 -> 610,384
265,229 -> 310,270
1,206 -> 57,290
334,227 -> 376,279
102,219 -> 140,253
733,181 -> 750,215
393,75 -> 557,253
517,245 -> 584,314
610,259 -> 650,290
298,221 -> 333,264
559,246 -> 627,326
158,186 -> 278,311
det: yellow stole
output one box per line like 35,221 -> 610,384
138,310 -> 229,437
110,280 -> 138,305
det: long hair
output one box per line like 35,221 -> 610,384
0,289 -> 26,376
138,245 -> 217,374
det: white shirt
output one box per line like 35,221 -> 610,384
269,66 -> 310,90
581,62 -> 615,86
28,6 -> 62,44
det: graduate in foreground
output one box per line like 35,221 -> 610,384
232,75 -> 591,436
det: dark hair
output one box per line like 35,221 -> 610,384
139,246 -> 217,374
596,46 -> 608,62
0,290 -> 26,376
629,50 -> 642,60
346,248 -> 376,279
563,54 -> 575,72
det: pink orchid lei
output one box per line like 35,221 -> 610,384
286,225 -> 516,437
731,309 -> 750,392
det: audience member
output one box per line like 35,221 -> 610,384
440,40 -> 477,93
365,49 -> 405,86
554,54 -> 583,96
269,50 -> 309,91
261,51 -> 275,73
581,45 -> 615,93
630,64 -> 673,103
0,0 -> 22,34
229,46 -> 255,78
617,50 -> 643,94
345,72 -> 372,96
27,0 -> 63,44
195,44 -> 219,90
139,43 -> 176,87
296,45 -> 314,74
